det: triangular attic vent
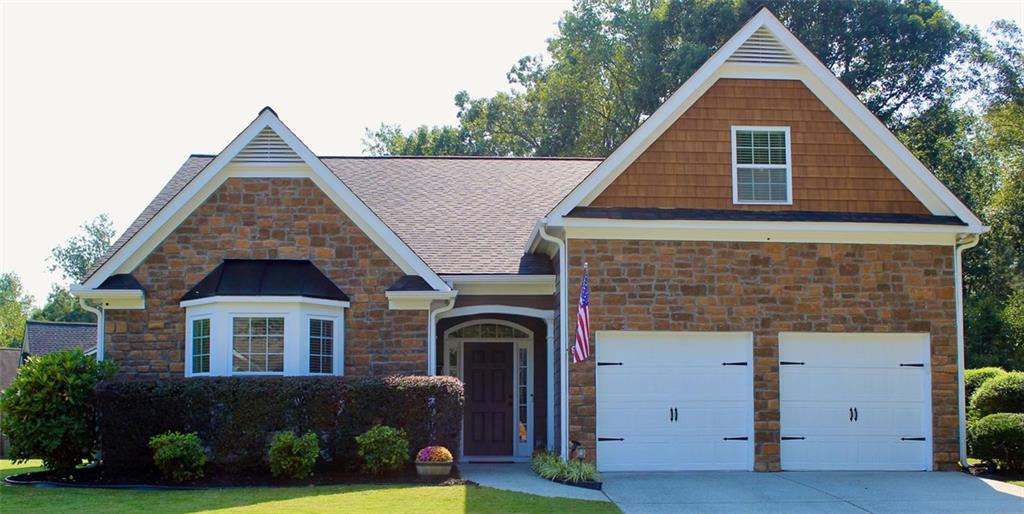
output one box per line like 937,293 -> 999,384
727,27 -> 797,65
233,127 -> 303,164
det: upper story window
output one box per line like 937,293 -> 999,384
732,127 -> 792,204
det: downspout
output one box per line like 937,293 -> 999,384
79,298 -> 105,361
427,296 -> 456,376
536,219 -> 569,459
954,233 -> 980,469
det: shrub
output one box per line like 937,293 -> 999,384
530,452 -> 598,483
968,413 -> 1024,473
0,349 -> 117,474
970,371 -> 1024,418
356,425 -> 409,474
149,431 -> 206,482
95,376 -> 462,474
966,367 -> 1007,406
416,446 -> 453,463
269,431 -> 319,479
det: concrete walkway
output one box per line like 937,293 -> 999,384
457,463 -> 609,502
602,471 -> 1024,513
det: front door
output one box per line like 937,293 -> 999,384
464,342 -> 513,456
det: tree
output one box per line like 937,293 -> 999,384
34,214 -> 114,323
0,272 -> 34,348
366,0 -> 978,157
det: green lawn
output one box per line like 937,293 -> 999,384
0,460 -> 618,513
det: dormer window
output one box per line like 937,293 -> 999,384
732,127 -> 792,204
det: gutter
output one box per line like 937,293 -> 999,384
427,296 -> 457,376
535,219 -> 569,459
78,298 -> 105,361
954,233 -> 981,469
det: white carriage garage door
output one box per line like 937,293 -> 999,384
779,333 -> 931,471
595,332 -> 754,472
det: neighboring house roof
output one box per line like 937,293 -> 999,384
323,157 -> 597,274
23,320 -> 97,356
0,347 -> 22,390
180,259 -> 349,302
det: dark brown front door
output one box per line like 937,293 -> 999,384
464,342 -> 513,456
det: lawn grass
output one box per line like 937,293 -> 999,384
0,460 -> 618,513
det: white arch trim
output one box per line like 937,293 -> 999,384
436,305 -> 555,322
443,318 -> 535,340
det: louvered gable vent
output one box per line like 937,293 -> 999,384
233,127 -> 303,164
727,27 -> 797,65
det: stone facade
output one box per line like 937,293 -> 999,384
104,177 -> 428,378
565,240 -> 958,471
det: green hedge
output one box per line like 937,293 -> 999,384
970,371 -> 1024,418
95,376 -> 463,474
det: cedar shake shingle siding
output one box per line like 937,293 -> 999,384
590,79 -> 931,214
104,177 -> 427,379
566,240 -> 958,471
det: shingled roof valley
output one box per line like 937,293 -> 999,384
89,155 -> 599,279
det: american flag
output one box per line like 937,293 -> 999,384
572,264 -> 591,363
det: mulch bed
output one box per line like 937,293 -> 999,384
5,464 -> 469,490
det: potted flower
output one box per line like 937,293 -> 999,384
415,446 -> 453,476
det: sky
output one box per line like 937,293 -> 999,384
2,0 -> 1023,306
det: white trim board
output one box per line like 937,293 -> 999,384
80,108 -> 450,293
544,9 -> 984,232
441,275 -> 556,296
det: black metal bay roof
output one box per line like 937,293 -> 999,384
180,260 -> 349,303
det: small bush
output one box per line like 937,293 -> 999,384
968,413 -> 1024,473
269,431 -> 319,479
356,425 -> 409,474
971,371 -> 1024,418
149,431 -> 206,482
966,367 -> 1007,405
0,349 -> 117,474
416,446 -> 453,463
530,452 -> 598,483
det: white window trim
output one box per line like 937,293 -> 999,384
731,126 -> 793,205
182,296 -> 345,377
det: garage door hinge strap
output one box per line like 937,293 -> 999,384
781,436 -> 806,440
899,363 -> 924,367
598,437 -> 624,442
722,361 -> 748,366
900,437 -> 926,441
780,361 -> 805,366
597,362 -> 623,366
723,436 -> 749,441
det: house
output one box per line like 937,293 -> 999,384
70,9 -> 986,473
22,320 -> 98,357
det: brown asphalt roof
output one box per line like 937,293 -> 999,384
23,320 -> 97,355
86,155 -> 598,280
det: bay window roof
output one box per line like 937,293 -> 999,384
180,259 -> 349,303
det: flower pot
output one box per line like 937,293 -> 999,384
415,461 -> 453,476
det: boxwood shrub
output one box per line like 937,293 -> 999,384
95,376 -> 462,474
970,371 -> 1024,418
965,367 -> 1006,406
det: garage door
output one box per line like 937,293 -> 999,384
596,332 -> 753,472
779,333 -> 931,471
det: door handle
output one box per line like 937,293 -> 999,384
849,408 -> 853,421
854,407 -> 858,421
670,408 -> 673,422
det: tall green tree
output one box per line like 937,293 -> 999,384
0,272 -> 34,348
34,214 -> 115,323
367,0 -> 976,157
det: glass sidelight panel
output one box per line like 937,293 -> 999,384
518,347 -> 528,442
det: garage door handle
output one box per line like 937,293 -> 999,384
850,408 -> 854,421
597,362 -> 623,366
781,436 -> 805,441
723,437 -> 748,441
854,407 -> 858,421
598,437 -> 624,442
780,361 -> 805,366
900,437 -> 926,441
722,361 -> 748,366
900,363 -> 924,367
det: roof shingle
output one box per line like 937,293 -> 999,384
23,321 -> 97,355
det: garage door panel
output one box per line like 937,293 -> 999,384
596,332 -> 753,472
779,333 -> 930,471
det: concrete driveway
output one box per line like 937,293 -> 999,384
602,471 -> 1023,513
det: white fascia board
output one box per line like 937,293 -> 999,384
70,285 -> 145,310
82,110 -> 450,293
179,295 -> 350,309
386,290 -> 458,311
560,218 -> 985,246
440,275 -> 556,296
544,9 -> 985,231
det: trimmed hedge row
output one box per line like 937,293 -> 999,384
95,376 -> 463,473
